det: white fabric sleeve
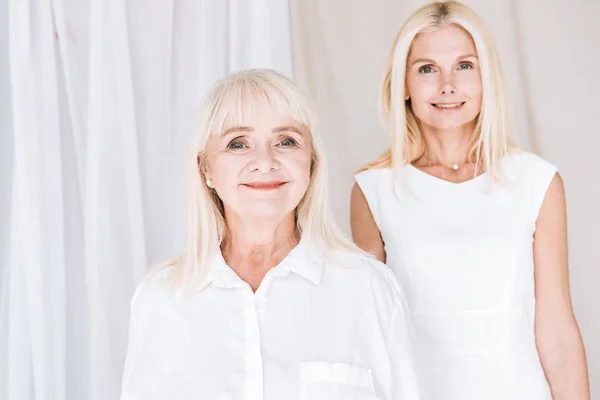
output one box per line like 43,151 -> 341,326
119,278 -> 149,399
354,169 -> 383,228
387,285 -> 424,400
528,154 -> 558,222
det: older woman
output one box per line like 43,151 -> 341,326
120,69 -> 421,400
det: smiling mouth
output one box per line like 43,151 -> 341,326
432,102 -> 466,109
242,181 -> 288,190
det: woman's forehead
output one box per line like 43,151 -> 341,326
213,101 -> 308,135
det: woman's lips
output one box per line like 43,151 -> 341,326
242,181 -> 288,190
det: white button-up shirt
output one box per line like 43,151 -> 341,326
120,241 -> 421,400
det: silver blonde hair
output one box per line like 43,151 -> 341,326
359,0 -> 517,179
164,69 -> 361,291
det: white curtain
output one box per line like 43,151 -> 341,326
289,0 -> 600,395
0,0 -> 293,399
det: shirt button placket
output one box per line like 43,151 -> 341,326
243,289 -> 264,400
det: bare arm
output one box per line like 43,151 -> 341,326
350,182 -> 386,262
534,173 -> 589,399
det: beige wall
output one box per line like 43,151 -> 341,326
290,0 -> 600,395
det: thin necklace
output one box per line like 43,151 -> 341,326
421,154 -> 469,171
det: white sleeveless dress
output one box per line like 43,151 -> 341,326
355,151 -> 556,400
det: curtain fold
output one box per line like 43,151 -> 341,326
5,0 -> 66,399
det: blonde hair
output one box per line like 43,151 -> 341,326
359,0 -> 516,179
163,69 -> 361,292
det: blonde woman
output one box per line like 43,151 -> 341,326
120,69 -> 421,400
351,1 -> 589,399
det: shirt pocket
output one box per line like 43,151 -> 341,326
299,362 -> 381,400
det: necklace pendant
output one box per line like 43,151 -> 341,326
450,163 -> 459,171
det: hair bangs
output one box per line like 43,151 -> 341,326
204,72 -> 313,144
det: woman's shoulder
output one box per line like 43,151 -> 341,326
353,167 -> 394,206
130,264 -> 178,307
500,150 -> 559,218
503,150 -> 557,178
354,166 -> 392,182
326,250 -> 405,308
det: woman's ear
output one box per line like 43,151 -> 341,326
197,153 -> 210,177
198,153 -> 214,188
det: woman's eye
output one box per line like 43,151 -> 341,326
458,62 -> 473,70
279,138 -> 298,147
419,65 -> 434,74
228,141 -> 247,150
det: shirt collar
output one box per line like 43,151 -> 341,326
276,238 -> 324,285
196,236 -> 324,291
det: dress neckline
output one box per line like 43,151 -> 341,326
406,163 -> 488,187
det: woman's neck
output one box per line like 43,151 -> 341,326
221,212 -> 299,291
419,123 -> 476,165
